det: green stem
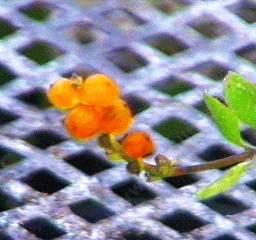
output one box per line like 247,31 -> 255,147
99,134 -> 256,178
144,149 -> 256,178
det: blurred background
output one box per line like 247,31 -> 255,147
1,0 -> 256,239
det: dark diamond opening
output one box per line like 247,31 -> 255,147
18,41 -> 64,65
246,179 -> 256,192
241,128 -> 256,146
211,234 -> 239,240
0,19 -> 18,39
151,0 -> 189,15
228,0 -> 256,23
17,88 -> 50,109
194,100 -> 211,116
154,117 -> 199,143
198,144 -> 235,161
189,18 -> 230,39
0,146 -> 24,169
159,210 -> 207,233
0,108 -> 19,126
122,230 -> 161,240
69,198 -> 115,223
247,223 -> 256,234
0,64 -> 17,86
19,2 -> 52,22
164,174 -> 199,188
189,61 -> 230,81
153,76 -> 194,96
24,129 -> 66,149
75,27 -> 94,45
65,150 -> 113,176
111,179 -> 157,206
21,217 -> 66,240
0,232 -> 14,240
236,44 -> 256,65
124,95 -> 150,115
145,33 -> 188,56
198,144 -> 235,170
72,24 -> 107,45
201,195 -> 249,215
0,189 -> 23,212
21,168 -> 70,194
104,9 -> 145,31
106,47 -> 148,73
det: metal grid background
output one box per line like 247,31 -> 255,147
1,0 -> 256,239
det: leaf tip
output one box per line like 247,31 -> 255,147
224,71 -> 241,88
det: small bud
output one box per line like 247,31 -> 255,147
155,154 -> 177,178
122,131 -> 156,159
127,161 -> 141,175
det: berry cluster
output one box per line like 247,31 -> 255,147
48,74 -> 133,139
47,74 -> 155,160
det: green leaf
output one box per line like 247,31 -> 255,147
205,95 -> 246,147
225,72 -> 256,129
197,161 -> 251,200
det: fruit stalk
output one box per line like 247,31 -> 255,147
144,149 -> 256,178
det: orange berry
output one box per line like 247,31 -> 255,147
80,74 -> 121,106
47,78 -> 82,110
65,105 -> 101,140
122,131 -> 156,159
100,99 -> 134,136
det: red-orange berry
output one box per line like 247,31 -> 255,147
47,78 -> 81,110
65,105 -> 101,140
122,131 -> 156,159
100,99 -> 134,136
80,74 -> 121,106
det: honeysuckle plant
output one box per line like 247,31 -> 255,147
47,72 -> 256,201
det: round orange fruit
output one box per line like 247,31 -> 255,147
100,99 -> 134,136
80,74 -> 121,106
47,78 -> 81,110
65,105 -> 101,140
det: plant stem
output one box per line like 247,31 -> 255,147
144,149 -> 256,177
101,134 -> 256,178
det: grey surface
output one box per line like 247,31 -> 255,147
1,0 -> 256,239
